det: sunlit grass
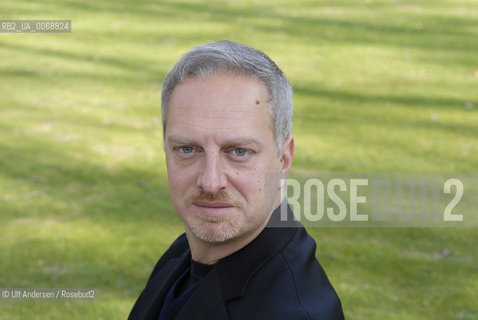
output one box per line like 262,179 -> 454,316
0,0 -> 477,319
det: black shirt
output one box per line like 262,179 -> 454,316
177,259 -> 214,297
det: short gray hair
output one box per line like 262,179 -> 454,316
161,40 -> 293,154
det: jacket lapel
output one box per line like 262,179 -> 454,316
216,203 -> 299,301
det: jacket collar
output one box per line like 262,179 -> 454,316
215,202 -> 300,301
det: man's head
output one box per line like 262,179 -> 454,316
162,41 -> 294,250
162,40 -> 293,154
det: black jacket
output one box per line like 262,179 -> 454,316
129,205 -> 344,320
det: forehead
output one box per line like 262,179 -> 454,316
165,73 -> 274,142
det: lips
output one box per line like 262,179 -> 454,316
193,201 -> 235,208
192,201 -> 237,219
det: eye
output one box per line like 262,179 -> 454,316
232,148 -> 248,157
178,146 -> 194,154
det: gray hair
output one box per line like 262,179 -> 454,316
161,40 -> 293,154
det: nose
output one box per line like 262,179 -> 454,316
197,151 -> 227,194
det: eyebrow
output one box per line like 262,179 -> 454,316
223,138 -> 263,148
166,135 -> 197,145
166,135 -> 263,148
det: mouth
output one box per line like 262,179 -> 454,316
192,201 -> 236,218
192,201 -> 236,209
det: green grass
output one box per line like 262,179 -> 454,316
1,0 -> 477,319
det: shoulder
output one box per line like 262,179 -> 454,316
232,227 -> 344,320
279,227 -> 344,319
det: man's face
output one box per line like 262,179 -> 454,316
164,72 -> 293,244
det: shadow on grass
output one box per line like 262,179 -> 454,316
295,84 -> 477,111
0,41 -> 168,83
0,124 -> 175,226
2,0 -> 477,70
293,85 -> 478,141
21,0 -> 476,64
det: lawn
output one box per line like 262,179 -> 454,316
0,0 -> 477,319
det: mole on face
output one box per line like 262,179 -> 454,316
256,99 -> 260,105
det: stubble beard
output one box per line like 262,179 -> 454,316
187,213 -> 241,243
185,189 -> 243,243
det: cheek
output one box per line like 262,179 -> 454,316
231,167 -> 266,201
167,166 -> 196,197
240,159 -> 281,202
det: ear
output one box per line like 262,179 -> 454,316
279,136 -> 294,176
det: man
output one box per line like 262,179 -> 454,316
129,40 -> 344,320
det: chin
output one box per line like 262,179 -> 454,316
188,218 -> 241,243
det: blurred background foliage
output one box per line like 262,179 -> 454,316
0,0 -> 477,319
